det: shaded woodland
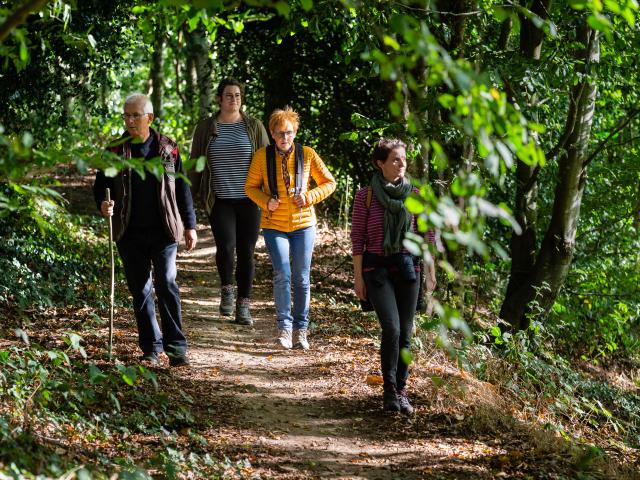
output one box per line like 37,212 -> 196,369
1,0 -> 639,478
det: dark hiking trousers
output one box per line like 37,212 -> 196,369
208,197 -> 261,298
364,267 -> 419,390
117,228 -> 187,357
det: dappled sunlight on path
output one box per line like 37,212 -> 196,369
166,224 -> 509,479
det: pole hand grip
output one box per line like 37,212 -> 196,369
105,188 -> 111,203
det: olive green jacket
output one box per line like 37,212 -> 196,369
188,111 -> 269,215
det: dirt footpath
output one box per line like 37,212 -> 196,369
165,225 -> 529,480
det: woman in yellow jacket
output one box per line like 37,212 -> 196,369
245,107 -> 336,350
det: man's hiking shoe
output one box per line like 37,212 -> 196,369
398,388 -> 414,416
277,329 -> 293,349
168,355 -> 190,368
293,329 -> 310,350
383,386 -> 400,413
219,285 -> 234,316
139,352 -> 160,365
235,297 -> 253,325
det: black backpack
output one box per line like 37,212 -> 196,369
265,143 -> 305,199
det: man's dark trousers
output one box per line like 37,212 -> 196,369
117,227 -> 187,357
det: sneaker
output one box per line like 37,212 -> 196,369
139,352 -> 160,365
398,388 -> 414,416
383,385 -> 400,413
219,285 -> 234,316
277,329 -> 293,349
168,355 -> 190,368
293,330 -> 310,350
235,297 -> 253,325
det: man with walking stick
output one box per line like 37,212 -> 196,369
93,93 -> 197,367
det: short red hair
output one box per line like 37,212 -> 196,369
269,106 -> 300,133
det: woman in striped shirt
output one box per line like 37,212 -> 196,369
189,78 -> 269,325
351,138 -> 435,416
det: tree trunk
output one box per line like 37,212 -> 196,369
405,57 -> 429,180
149,24 -> 165,121
262,31 -> 296,122
501,26 -> 599,328
188,25 -> 213,119
183,28 -> 198,122
500,0 -> 552,329
497,17 -> 512,50
518,0 -> 552,59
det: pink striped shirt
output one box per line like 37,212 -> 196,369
351,186 -> 435,257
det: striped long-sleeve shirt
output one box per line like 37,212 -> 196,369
208,122 -> 253,199
351,186 -> 435,257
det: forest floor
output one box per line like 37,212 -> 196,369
52,173 -> 638,480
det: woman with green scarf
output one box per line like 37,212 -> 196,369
351,138 -> 434,415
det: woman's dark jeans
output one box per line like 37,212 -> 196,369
209,197 -> 261,298
365,267 -> 419,390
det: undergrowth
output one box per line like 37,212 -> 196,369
0,199 -> 239,479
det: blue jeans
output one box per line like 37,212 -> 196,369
117,228 -> 187,357
263,226 -> 315,331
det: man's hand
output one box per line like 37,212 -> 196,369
101,200 -> 114,217
184,229 -> 197,252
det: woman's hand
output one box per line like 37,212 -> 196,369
267,198 -> 280,212
354,274 -> 367,301
426,261 -> 437,293
292,193 -> 306,208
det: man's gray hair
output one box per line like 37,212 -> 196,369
124,93 -> 153,114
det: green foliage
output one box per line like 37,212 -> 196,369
0,335 -> 231,479
0,196 -> 116,313
476,321 -> 640,449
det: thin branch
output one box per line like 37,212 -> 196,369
394,1 -> 486,16
583,107 -> 640,168
0,0 -> 51,43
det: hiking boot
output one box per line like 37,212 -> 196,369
277,329 -> 293,349
168,354 -> 190,368
139,352 -> 160,366
293,329 -> 310,350
235,297 -> 253,325
219,285 -> 234,316
398,387 -> 414,416
383,385 -> 400,413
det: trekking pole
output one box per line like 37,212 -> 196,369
105,188 -> 115,359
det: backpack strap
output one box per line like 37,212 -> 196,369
366,186 -> 373,209
294,142 -> 304,195
267,143 -> 304,198
266,144 -> 278,199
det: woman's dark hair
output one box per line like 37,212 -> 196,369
371,138 -> 407,170
216,77 -> 245,99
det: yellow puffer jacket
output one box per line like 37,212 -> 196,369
245,145 -> 336,232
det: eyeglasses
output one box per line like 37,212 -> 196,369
121,113 -> 149,120
224,93 -> 241,100
273,130 -> 295,139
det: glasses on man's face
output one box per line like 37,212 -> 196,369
274,130 -> 295,139
224,93 -> 241,100
121,113 -> 148,121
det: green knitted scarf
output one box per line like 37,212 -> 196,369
371,172 -> 413,255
